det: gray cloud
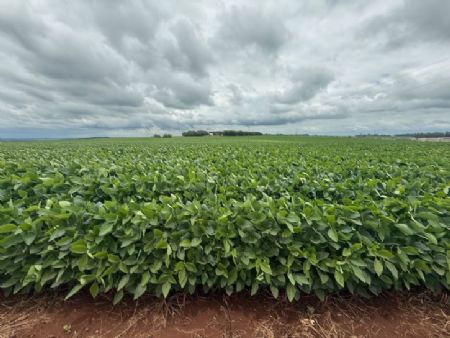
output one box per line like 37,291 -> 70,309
152,74 -> 213,109
274,67 -> 334,104
90,1 -> 162,48
216,4 -> 289,54
359,0 -> 450,50
219,111 -> 347,127
165,18 -> 213,77
0,0 -> 449,137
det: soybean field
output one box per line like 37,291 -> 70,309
0,136 -> 449,305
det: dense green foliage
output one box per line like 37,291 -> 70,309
0,136 -> 449,303
222,130 -> 263,136
396,132 -> 450,138
181,130 -> 209,137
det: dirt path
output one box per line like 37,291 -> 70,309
1,290 -> 449,338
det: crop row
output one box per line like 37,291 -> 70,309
0,138 -> 449,302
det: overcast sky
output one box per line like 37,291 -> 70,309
0,0 -> 449,138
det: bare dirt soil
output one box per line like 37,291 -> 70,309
1,290 -> 449,338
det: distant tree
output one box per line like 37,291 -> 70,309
356,133 -> 392,138
162,134 -> 172,138
153,134 -> 161,138
222,130 -> 263,136
395,131 -> 450,138
182,130 -> 209,137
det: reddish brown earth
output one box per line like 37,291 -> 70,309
1,290 -> 449,338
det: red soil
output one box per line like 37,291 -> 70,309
1,290 -> 449,338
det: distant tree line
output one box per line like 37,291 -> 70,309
395,132 -> 450,138
182,130 -> 209,137
181,130 -> 263,137
355,134 -> 392,137
354,132 -> 450,138
268,133 -> 309,136
222,130 -> 263,136
153,134 -> 172,138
